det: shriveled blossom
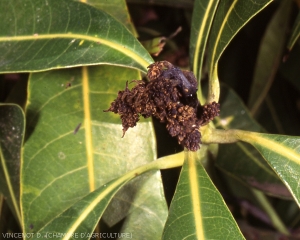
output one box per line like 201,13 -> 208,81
104,61 -> 220,151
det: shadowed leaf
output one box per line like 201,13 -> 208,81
206,0 -> 272,103
215,85 -> 290,198
287,10 -> 300,50
0,104 -> 24,224
248,0 -> 291,115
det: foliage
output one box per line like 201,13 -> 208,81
1,0 -> 300,239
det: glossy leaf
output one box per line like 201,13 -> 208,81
162,150 -> 244,240
27,153 -> 183,240
0,104 -> 24,224
0,0 -> 153,73
215,85 -> 290,198
287,10 -> 300,50
82,0 -> 138,36
31,173 -> 135,240
21,66 -> 167,238
204,128 -> 300,206
248,0 -> 291,115
190,0 -> 219,82
30,153 -> 184,240
237,132 -> 300,207
206,0 -> 272,103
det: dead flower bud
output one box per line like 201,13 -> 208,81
104,61 -> 220,151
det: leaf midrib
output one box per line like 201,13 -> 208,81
237,131 -> 300,165
209,0 -> 238,76
0,33 -> 151,71
82,66 -> 95,192
187,152 -> 204,239
193,0 -> 218,79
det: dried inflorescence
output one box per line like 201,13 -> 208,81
104,61 -> 220,151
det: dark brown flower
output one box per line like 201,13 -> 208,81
104,61 -> 220,151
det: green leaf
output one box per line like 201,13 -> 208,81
162,150 -> 244,240
216,84 -> 263,132
21,66 -> 167,237
237,132 -> 300,207
214,85 -> 290,198
0,0 -> 153,73
141,37 -> 166,56
0,104 -> 24,224
204,128 -> 300,206
206,0 -> 272,103
126,0 -> 194,8
287,10 -> 300,50
31,173 -> 135,240
27,153 -> 184,240
190,0 -> 219,81
101,171 -> 166,238
82,0 -> 138,36
248,0 -> 292,115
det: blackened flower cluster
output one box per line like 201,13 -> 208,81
104,61 -> 220,151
